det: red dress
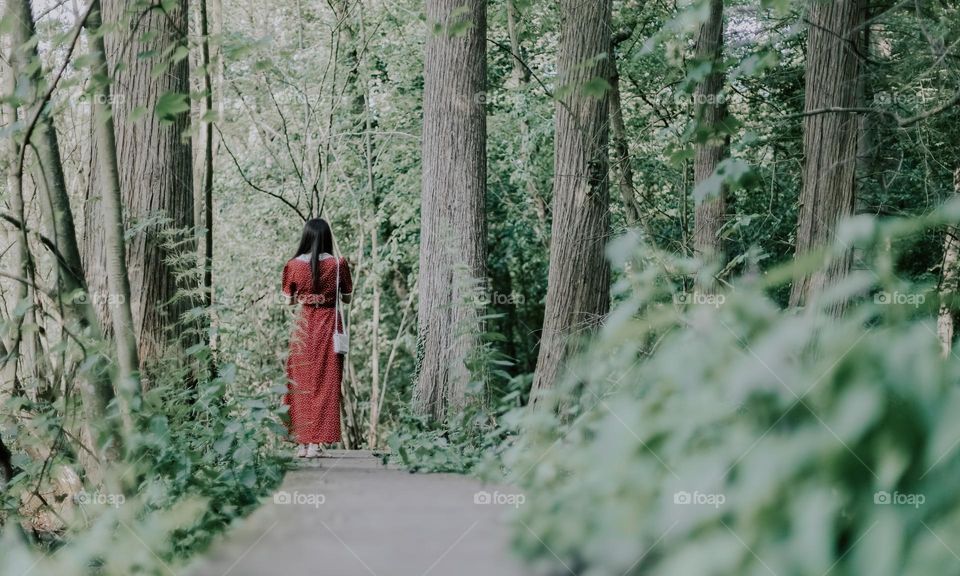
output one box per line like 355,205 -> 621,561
282,255 -> 353,444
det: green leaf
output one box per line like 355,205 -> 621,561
154,92 -> 190,122
583,78 -> 612,99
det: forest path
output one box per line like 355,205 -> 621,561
185,450 -> 531,576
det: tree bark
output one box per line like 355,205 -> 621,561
414,0 -> 487,420
84,0 -> 196,368
363,27 -> 384,445
0,62 -> 29,395
87,0 -> 142,437
2,0 -> 47,395
506,1 -> 529,87
530,0 -> 612,402
0,431 -> 14,486
6,0 -> 120,449
692,0 -> 728,277
506,0 -> 548,239
938,168 -> 960,357
368,227 -> 382,446
609,61 -> 641,228
198,0 -> 216,376
789,0 -> 867,313
13,0 -> 83,299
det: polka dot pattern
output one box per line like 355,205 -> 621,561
282,256 -> 353,444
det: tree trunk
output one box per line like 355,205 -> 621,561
506,1 -> 529,87
7,0 -> 120,450
530,0 -> 612,402
368,228 -> 381,446
506,0 -> 548,240
84,0 -> 196,369
0,66 -> 28,395
938,168 -> 960,357
2,1 -> 48,395
789,0 -> 867,313
0,431 -> 14,486
414,0 -> 487,420
692,0 -> 728,277
609,61 -> 641,228
87,0 -> 142,437
16,3 -> 78,299
198,0 -> 216,376
365,59 -> 383,446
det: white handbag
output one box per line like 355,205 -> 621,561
333,256 -> 349,355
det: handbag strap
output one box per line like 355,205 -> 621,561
334,256 -> 346,336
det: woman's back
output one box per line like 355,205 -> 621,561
283,219 -> 354,456
282,254 -> 352,304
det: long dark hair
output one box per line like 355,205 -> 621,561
294,218 -> 334,290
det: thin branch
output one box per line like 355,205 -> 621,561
214,123 -> 307,221
487,37 -> 555,100
792,88 -> 960,127
15,2 -> 95,201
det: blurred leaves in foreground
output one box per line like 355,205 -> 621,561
0,352 -> 287,575
506,205 -> 960,575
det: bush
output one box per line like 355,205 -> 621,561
507,211 -> 960,575
388,300 -> 526,476
0,354 -> 288,575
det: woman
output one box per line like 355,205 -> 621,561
282,218 -> 352,458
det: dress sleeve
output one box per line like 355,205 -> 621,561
340,258 -> 353,295
282,261 -> 297,297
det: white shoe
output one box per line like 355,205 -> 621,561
306,443 -> 324,458
296,444 -> 308,458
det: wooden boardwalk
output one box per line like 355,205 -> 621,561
185,450 -> 532,576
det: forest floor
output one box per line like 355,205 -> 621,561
185,450 -> 531,576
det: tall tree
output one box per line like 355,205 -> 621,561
199,0 -> 215,307
414,0 -> 487,420
6,0 -> 120,449
197,0 -> 217,377
0,431 -> 13,486
938,168 -> 960,357
1,39 -> 30,394
530,0 -> 613,401
11,0 -> 82,300
84,0 -> 195,367
692,0 -> 729,277
610,58 -> 642,229
87,0 -> 142,437
608,9 -> 645,233
789,0 -> 868,312
507,0 -> 549,237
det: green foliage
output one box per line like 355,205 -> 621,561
153,92 -> 190,122
506,209 -> 960,575
386,403 -> 502,475
386,371 -> 524,477
6,0 -> 960,572
135,355 -> 287,556
389,280 -> 525,476
0,346 -> 288,574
